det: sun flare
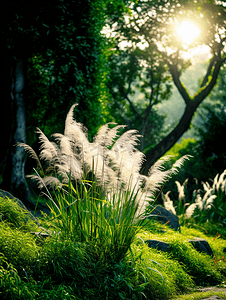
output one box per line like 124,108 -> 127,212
176,21 -> 200,45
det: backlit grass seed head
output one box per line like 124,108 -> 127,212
213,169 -> 226,193
175,178 -> 188,202
36,128 -> 59,163
20,104 -> 190,220
185,203 -> 198,219
93,123 -> 126,148
163,169 -> 226,220
162,191 -> 176,215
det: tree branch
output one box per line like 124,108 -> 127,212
142,56 -> 226,175
168,63 -> 191,105
119,86 -> 141,117
142,101 -> 196,174
200,56 -> 217,88
194,56 -> 226,105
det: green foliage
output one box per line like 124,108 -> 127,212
0,197 -> 38,231
104,0 -> 225,168
163,137 -> 201,179
0,253 -> 38,300
0,205 -> 225,299
37,237 -> 145,300
106,36 -> 172,151
130,242 -> 194,299
0,223 -> 38,270
169,239 -> 223,286
193,102 -> 226,180
161,74 -> 226,202
165,138 -> 197,162
3,0 -> 112,146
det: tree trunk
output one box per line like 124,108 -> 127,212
141,55 -> 225,175
142,101 -> 197,174
2,56 -> 33,208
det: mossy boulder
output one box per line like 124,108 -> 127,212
0,189 -> 40,229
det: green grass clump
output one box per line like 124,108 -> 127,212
169,238 -> 223,286
0,197 -> 38,231
0,253 -> 38,300
183,219 -> 226,238
130,242 -> 194,300
0,222 -> 39,271
35,235 -> 147,300
136,225 -> 225,289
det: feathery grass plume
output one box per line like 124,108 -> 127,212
51,133 -> 83,182
145,156 -> 191,202
162,191 -> 176,215
21,104 -> 191,262
23,104 -> 191,208
163,169 -> 226,222
36,128 -> 59,163
24,105 -> 190,203
175,179 -> 188,202
211,169 -> 226,194
93,123 -> 126,148
194,169 -> 226,224
17,143 -> 43,172
185,203 -> 198,219
162,178 -> 189,217
64,104 -> 89,149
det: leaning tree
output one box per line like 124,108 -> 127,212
106,0 -> 226,174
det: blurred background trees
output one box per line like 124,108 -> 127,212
105,0 -> 226,173
1,0 -> 114,205
161,65 -> 226,203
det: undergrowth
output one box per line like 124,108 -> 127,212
0,201 -> 225,300
0,105 -> 225,299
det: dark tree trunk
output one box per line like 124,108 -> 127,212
142,102 -> 198,174
0,38 -> 12,171
2,55 -> 33,208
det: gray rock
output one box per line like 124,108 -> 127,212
0,189 -> 40,226
145,239 -> 170,252
146,205 -> 180,231
146,237 -> 214,257
188,237 -> 213,256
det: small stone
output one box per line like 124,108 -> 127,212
146,205 -> 180,231
145,239 -> 170,252
187,237 -> 213,256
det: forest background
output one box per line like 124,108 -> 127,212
1,0 -> 226,208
